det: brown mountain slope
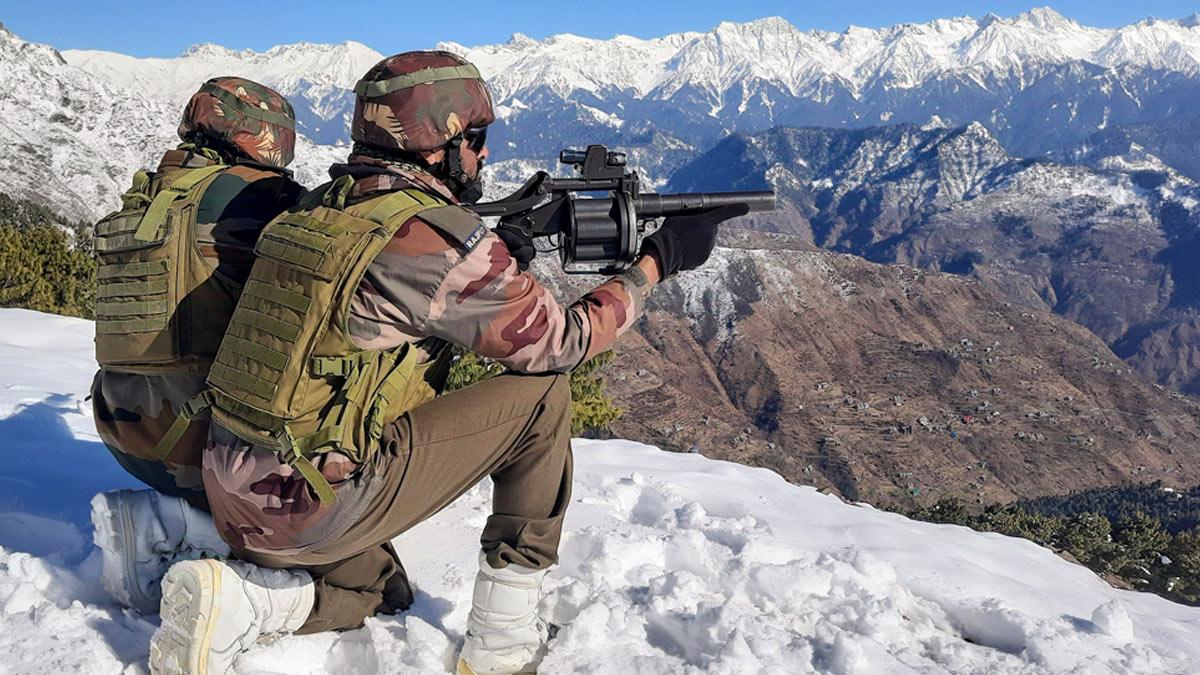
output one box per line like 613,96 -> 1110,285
589,235 -> 1200,505
668,124 -> 1200,396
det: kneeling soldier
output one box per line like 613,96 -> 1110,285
89,77 -> 303,615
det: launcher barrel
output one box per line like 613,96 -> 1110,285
633,191 -> 775,219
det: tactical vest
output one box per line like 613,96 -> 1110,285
94,161 -> 231,372
207,178 -> 476,504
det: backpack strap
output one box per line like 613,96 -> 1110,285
278,424 -> 338,505
134,164 -> 227,242
148,390 -> 215,460
361,188 -> 442,225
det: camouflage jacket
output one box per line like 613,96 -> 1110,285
204,156 -> 653,555
92,147 -> 303,503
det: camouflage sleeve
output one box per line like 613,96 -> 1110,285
425,233 -> 649,373
350,216 -> 650,373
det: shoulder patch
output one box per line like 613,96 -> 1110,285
420,205 -> 488,252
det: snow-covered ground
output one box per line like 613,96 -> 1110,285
0,308 -> 1197,674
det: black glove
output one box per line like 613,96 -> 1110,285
639,204 -> 750,278
495,223 -> 536,271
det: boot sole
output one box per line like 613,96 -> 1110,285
455,658 -> 536,675
150,559 -> 223,675
91,490 -> 160,614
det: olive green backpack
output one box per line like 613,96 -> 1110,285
94,161 -> 232,373
207,178 -> 481,503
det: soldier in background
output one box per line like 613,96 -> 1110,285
149,52 -> 745,675
89,77 -> 304,615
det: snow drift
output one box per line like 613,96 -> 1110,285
0,308 -> 1197,674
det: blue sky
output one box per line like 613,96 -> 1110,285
1,1 -> 1197,57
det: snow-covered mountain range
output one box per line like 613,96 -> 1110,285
450,9 -> 1200,99
0,24 -> 175,222
2,307 -> 1198,673
3,8 -> 1199,220
0,23 -> 344,221
44,10 -> 1200,182
447,8 -> 1200,179
64,40 -> 380,145
63,8 -> 1200,134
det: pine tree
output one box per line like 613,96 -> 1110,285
1058,513 -> 1113,566
0,193 -> 94,318
981,505 -> 1063,542
1165,528 -> 1200,603
444,349 -> 506,391
1110,512 -> 1171,584
446,347 -> 622,436
925,497 -> 971,526
567,350 -> 622,436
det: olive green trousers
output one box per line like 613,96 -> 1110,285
244,371 -> 574,634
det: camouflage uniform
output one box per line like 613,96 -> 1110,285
93,78 -> 303,508
203,156 -> 652,633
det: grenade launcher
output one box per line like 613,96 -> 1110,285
464,144 -> 775,275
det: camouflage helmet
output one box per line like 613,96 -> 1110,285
351,51 -> 495,153
177,77 -> 297,168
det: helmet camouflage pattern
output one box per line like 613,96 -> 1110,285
177,76 -> 297,168
351,51 -> 495,153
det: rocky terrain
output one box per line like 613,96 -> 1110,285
0,23 -> 174,222
580,234 -> 1200,505
669,123 -> 1200,396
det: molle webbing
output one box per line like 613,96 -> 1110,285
210,188 -> 439,406
208,186 -> 446,503
94,260 -> 170,334
93,165 -> 227,347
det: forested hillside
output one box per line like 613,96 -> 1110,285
0,192 -> 94,318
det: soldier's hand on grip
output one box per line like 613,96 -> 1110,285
639,203 -> 750,279
495,223 -> 536,272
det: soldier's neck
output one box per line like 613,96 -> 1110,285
340,151 -> 458,203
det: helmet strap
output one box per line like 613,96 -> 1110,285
438,138 -> 484,204
180,133 -> 239,165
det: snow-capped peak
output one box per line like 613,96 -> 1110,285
714,15 -> 798,36
506,32 -> 537,48
1096,16 -> 1200,72
180,42 -> 241,59
923,114 -> 950,130
1016,6 -> 1077,31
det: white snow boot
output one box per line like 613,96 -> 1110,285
91,489 -> 231,614
149,558 -> 314,675
457,553 -> 551,675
